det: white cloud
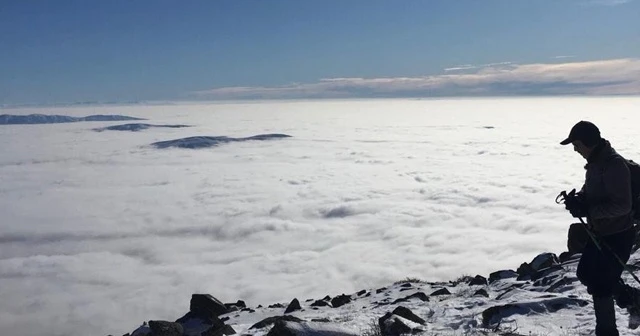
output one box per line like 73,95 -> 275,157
583,0 -> 632,5
192,58 -> 640,99
1,98 -> 640,335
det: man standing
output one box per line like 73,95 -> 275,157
561,121 -> 637,335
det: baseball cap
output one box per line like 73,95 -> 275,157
560,121 -> 601,146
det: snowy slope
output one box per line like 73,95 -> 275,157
124,247 -> 640,336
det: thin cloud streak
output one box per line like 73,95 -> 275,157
582,0 -> 632,5
193,59 -> 640,99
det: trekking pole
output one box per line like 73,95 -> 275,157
556,190 -> 640,286
577,216 -> 640,287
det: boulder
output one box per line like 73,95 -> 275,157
488,270 -> 518,283
310,299 -> 331,307
468,275 -> 487,286
391,292 -> 429,305
392,306 -> 425,325
250,316 -> 305,330
530,252 -> 560,271
430,288 -> 451,296
331,294 -> 351,308
378,313 -> 423,336
266,320 -> 357,336
190,294 -> 229,320
148,321 -> 183,336
284,298 -> 302,314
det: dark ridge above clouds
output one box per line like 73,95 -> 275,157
0,114 -> 145,125
151,134 -> 292,149
93,123 -> 191,132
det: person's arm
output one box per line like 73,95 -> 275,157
589,158 -> 632,219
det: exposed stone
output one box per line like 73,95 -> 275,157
392,306 -> 425,325
378,313 -> 423,336
322,295 -> 332,301
266,320 -> 357,336
190,294 -> 230,320
266,320 -> 296,336
357,290 -> 367,296
530,252 -> 560,271
311,299 -> 331,307
482,298 -> 589,327
284,298 -> 302,314
468,275 -> 488,286
376,287 -> 387,294
516,262 -> 536,280
250,316 -> 305,330
331,294 -> 351,308
268,303 -> 285,309
391,292 -> 429,305
474,289 -> 489,297
488,270 -> 518,283
400,283 -> 412,288
430,288 -> 451,296
148,320 -> 183,336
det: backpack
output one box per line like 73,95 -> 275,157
626,160 -> 640,222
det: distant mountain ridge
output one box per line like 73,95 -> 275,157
0,114 -> 145,125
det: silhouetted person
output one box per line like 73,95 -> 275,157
561,121 -> 637,335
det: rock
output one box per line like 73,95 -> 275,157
474,289 -> 489,297
250,316 -> 305,330
190,294 -> 229,319
376,287 -> 387,294
391,292 -> 429,304
468,275 -> 487,286
392,306 -> 425,325
311,318 -> 331,323
400,283 -> 412,288
266,320 -> 357,336
311,299 -> 331,307
202,324 -> 236,336
322,295 -> 332,301
284,298 -> 302,314
331,294 -> 351,308
357,290 -> 367,296
559,251 -> 576,263
378,313 -> 423,336
148,321 -> 183,336
488,270 -> 518,283
516,262 -> 536,280
268,303 -> 285,309
530,252 -> 560,271
430,288 -> 451,296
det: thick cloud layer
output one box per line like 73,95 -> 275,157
1,98 -> 639,336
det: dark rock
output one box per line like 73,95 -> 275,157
399,288 -> 412,292
468,275 -> 488,286
250,316 -> 305,330
241,308 -> 255,313
331,294 -> 351,308
400,283 -> 412,288
257,305 -> 263,308
235,300 -> 246,308
190,294 -> 230,320
474,289 -> 489,297
268,303 -> 285,309
148,320 -> 183,336
202,324 -> 236,336
531,264 -> 565,282
311,318 -> 331,323
152,134 -> 292,149
323,296 -> 332,301
94,123 -> 190,132
392,306 -> 426,325
430,288 -> 451,296
488,270 -> 518,283
365,292 -> 371,297
305,299 -> 314,302
530,252 -> 560,271
0,114 -> 144,125
357,290 -> 367,296
516,262 -> 536,280
559,251 -> 577,263
284,298 -> 302,314
220,317 -> 230,322
391,292 -> 429,304
310,299 -> 331,307
376,287 -> 387,294
378,313 -> 422,336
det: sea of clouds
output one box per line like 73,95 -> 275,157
1,97 -> 639,336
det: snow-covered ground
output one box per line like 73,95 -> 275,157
1,97 -> 640,336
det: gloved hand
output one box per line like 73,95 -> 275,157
565,193 -> 588,218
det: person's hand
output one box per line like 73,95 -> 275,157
565,194 -> 588,218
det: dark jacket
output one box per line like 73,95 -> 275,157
581,139 -> 633,236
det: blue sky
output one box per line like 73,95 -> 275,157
1,0 -> 639,104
